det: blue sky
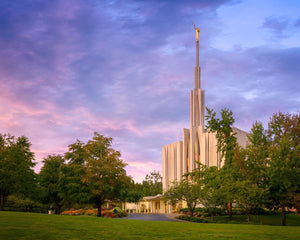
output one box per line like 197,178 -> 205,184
0,0 -> 299,182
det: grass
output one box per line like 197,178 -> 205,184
0,211 -> 300,240
204,214 -> 300,226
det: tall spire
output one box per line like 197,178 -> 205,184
194,25 -> 200,89
190,25 -> 204,128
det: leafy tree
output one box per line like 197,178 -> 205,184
0,134 -> 35,210
235,180 -> 265,223
82,132 -> 128,217
266,112 -> 300,226
140,171 -> 162,196
205,107 -> 237,167
205,108 -> 238,218
242,122 -> 269,185
39,154 -> 65,214
195,165 -> 224,221
230,122 -> 269,222
59,140 -> 90,206
164,177 -> 202,217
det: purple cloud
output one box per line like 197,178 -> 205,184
0,0 -> 299,182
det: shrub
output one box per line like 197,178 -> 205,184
5,195 -> 47,213
177,215 -> 208,223
112,207 -> 123,214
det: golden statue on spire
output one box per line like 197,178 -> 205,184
193,24 -> 200,42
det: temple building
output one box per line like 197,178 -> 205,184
123,29 -> 248,214
162,28 -> 248,193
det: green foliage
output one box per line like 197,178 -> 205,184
60,140 -> 90,205
205,107 -> 237,167
234,180 -> 266,222
0,134 -> 35,210
265,112 -> 300,225
164,177 -> 202,216
38,154 -> 65,214
120,179 -> 143,203
138,171 -> 162,197
4,195 -> 47,213
238,122 -> 269,185
82,132 -> 130,216
178,214 -> 208,223
112,207 -> 122,213
204,110 -> 300,225
190,165 -> 226,220
205,108 -> 239,218
34,132 -> 134,216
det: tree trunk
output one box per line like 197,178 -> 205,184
188,205 -> 194,217
228,202 -> 232,219
211,212 -> 214,222
0,195 -> 3,211
57,205 -> 61,215
247,212 -> 250,223
0,194 -> 6,211
97,206 -> 102,217
55,201 -> 63,215
281,205 -> 286,226
95,196 -> 104,217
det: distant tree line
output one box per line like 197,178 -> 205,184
164,110 -> 300,226
0,132 -> 162,217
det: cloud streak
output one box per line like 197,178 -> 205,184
0,0 -> 299,182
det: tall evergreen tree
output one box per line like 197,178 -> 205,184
39,154 -> 65,214
60,140 -> 90,206
0,134 -> 35,210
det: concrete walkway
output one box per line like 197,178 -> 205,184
125,213 -> 181,222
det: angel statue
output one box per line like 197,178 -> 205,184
193,24 -> 200,42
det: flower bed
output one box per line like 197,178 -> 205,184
60,208 -> 128,218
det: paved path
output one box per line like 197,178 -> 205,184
125,213 -> 181,222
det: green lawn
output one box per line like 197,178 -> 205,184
205,214 -> 300,226
0,211 -> 300,240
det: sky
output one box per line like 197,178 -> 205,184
0,0 -> 299,182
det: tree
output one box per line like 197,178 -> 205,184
59,140 -> 90,206
231,123 -> 269,223
195,165 -> 224,221
266,112 -> 300,226
164,178 -> 202,217
205,108 -> 238,218
0,134 -> 35,210
241,122 -> 269,185
119,178 -> 143,204
39,154 -> 65,214
82,132 -> 128,217
140,171 -> 162,196
205,107 -> 237,167
235,180 -> 265,223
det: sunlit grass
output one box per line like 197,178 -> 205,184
0,211 -> 299,240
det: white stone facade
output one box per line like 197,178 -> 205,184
162,34 -> 247,193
